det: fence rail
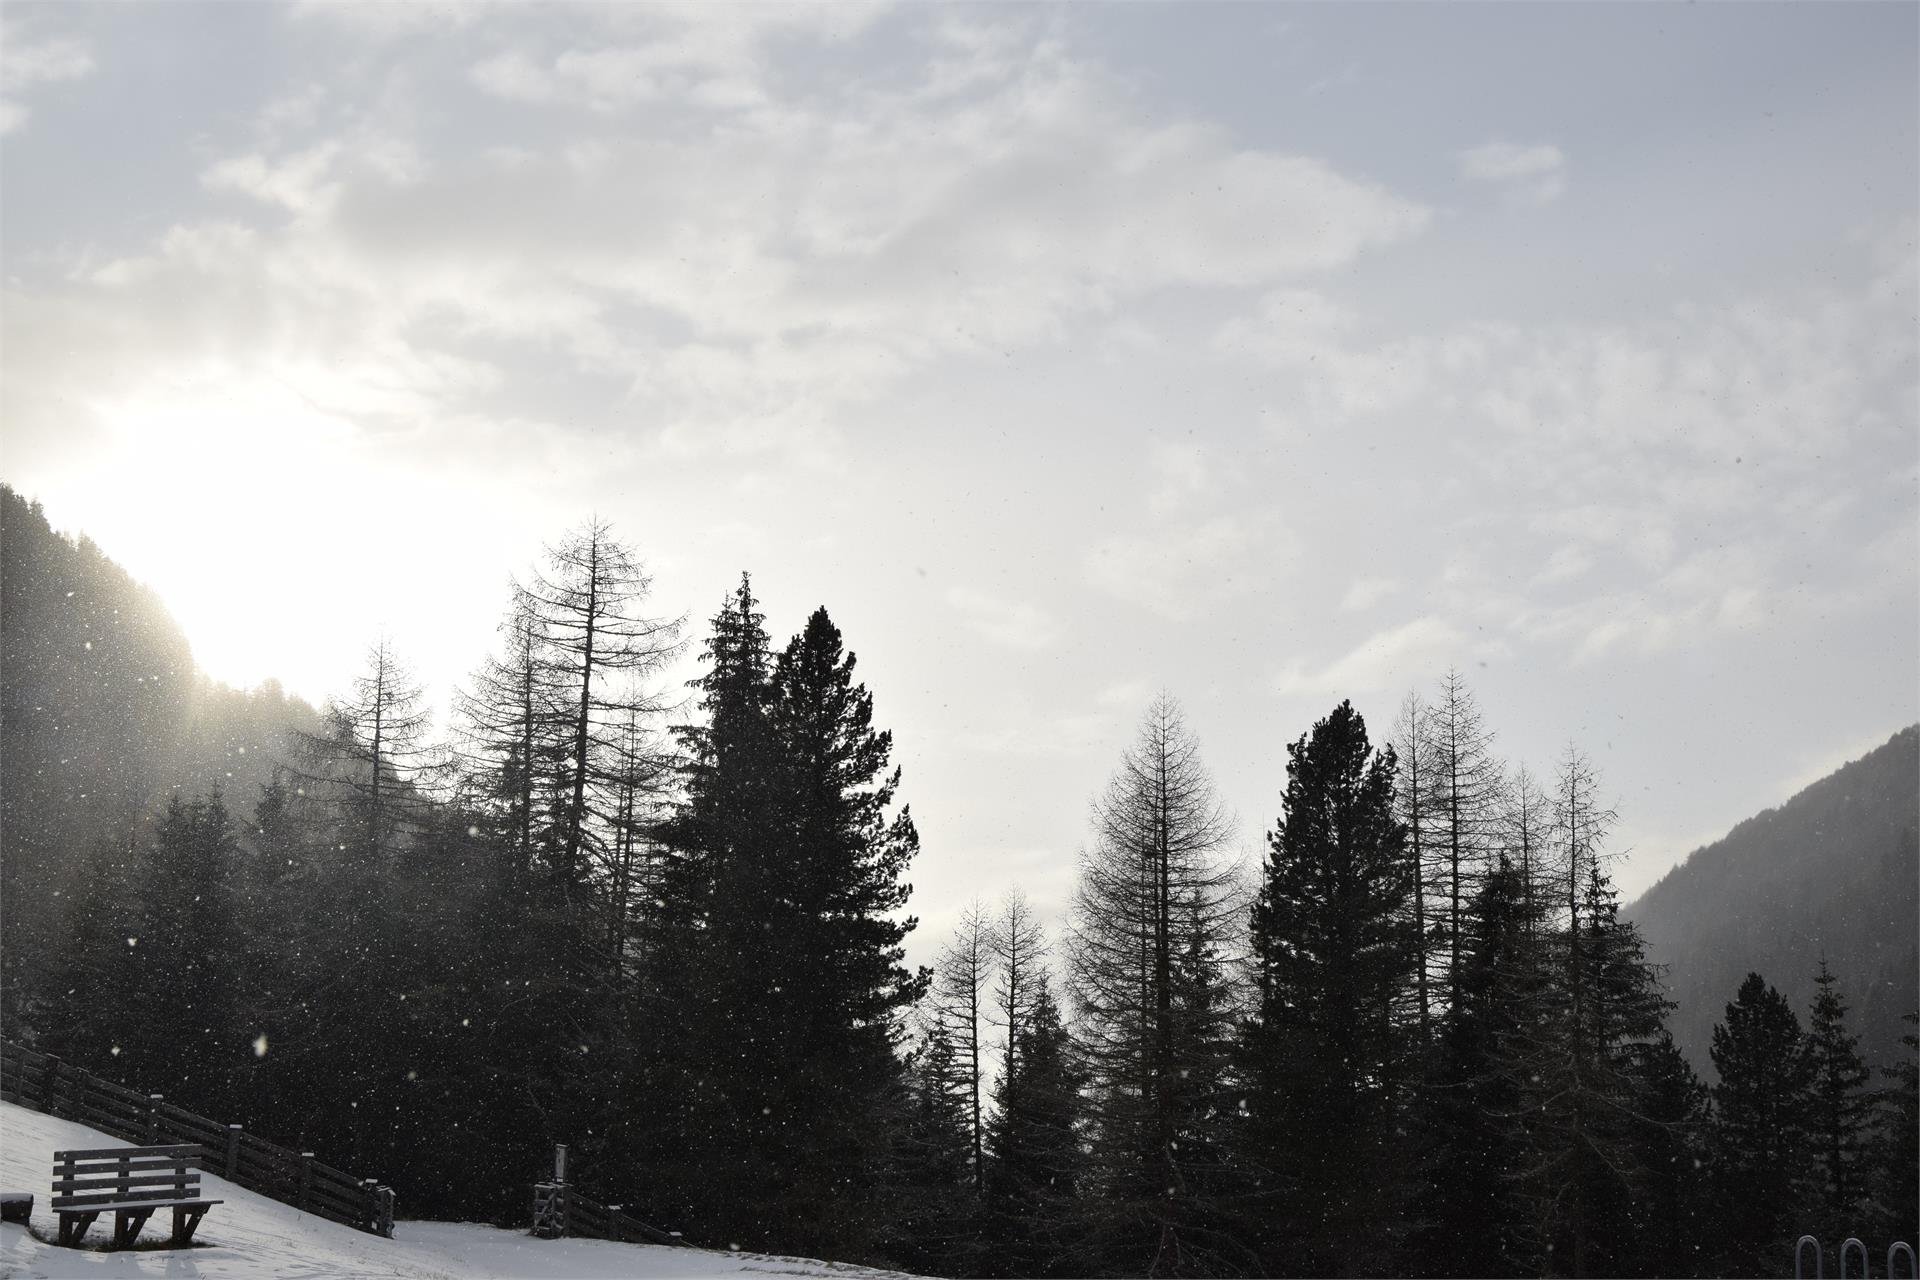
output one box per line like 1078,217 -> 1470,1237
0,1039 -> 394,1237
531,1179 -> 681,1247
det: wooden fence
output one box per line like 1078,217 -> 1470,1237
529,1143 -> 683,1247
531,1179 -> 682,1246
0,1039 -> 394,1237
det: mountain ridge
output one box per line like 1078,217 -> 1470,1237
1624,725 -> 1919,1073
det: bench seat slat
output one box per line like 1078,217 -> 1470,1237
52,1195 -> 222,1211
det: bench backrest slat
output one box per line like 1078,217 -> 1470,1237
48,1144 -> 202,1207
53,1144 -> 200,1161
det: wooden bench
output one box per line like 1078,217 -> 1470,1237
51,1144 -> 222,1249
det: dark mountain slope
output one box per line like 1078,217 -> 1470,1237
1625,727 -> 1918,1073
0,484 -> 317,1023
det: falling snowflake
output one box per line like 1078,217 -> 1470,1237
253,1034 -> 269,1058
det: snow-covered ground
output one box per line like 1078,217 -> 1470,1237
0,1101 -> 913,1279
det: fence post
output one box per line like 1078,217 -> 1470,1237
43,1055 -> 62,1117
377,1186 -> 394,1237
147,1094 -> 165,1145
298,1152 -> 314,1211
223,1124 -> 242,1178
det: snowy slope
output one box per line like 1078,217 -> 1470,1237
0,1101 -> 912,1279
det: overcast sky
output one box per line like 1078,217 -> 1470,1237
4,1 -> 1915,954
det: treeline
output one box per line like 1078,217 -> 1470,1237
6,504 -> 1916,1277
904,693 -> 1917,1278
26,525 -> 931,1265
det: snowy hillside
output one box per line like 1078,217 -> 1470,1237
0,1101 -> 912,1279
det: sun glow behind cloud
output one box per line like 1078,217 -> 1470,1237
69,377 -> 532,706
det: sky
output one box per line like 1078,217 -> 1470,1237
3,1 -> 1915,958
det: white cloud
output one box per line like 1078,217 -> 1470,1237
1340,577 -> 1401,612
1,27 -> 94,87
5,6 -> 1432,487
1273,616 -> 1472,699
1086,514 -> 1285,621
1148,441 -> 1209,515
0,21 -> 94,135
945,587 -> 1063,651
1458,141 -> 1567,205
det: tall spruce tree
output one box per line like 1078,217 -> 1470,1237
640,575 -> 781,1240
1412,853 -> 1553,1279
1708,972 -> 1816,1275
760,606 -> 927,1253
1869,1012 -> 1918,1248
985,974 -> 1084,1278
109,793 -> 248,1115
886,1011 -> 983,1277
1545,865 -> 1672,1277
1626,1031 -> 1712,1278
1803,958 -> 1874,1241
1240,699 -> 1415,1277
649,597 -> 926,1259
1067,693 -> 1241,1277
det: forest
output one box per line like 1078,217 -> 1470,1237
1,485 -> 1914,1279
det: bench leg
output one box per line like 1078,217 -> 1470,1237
58,1210 -> 100,1247
172,1204 -> 209,1245
112,1206 -> 156,1249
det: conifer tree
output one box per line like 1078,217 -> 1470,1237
985,975 -> 1085,1278
41,836 -> 139,1076
760,605 -> 928,1252
1503,765 -> 1551,935
1241,699 -> 1414,1277
295,639 -> 440,867
1627,1031 -> 1712,1278
454,598 -> 561,880
519,519 -> 680,893
649,598 -> 926,1259
1392,692 -> 1437,1040
993,890 -> 1047,1093
1423,672 -> 1501,1010
1708,972 -> 1816,1275
640,575 -> 781,1240
1547,864 -> 1672,1277
113,792 -> 247,1114
1067,693 -> 1241,1277
1803,958 -> 1874,1240
1869,1012 -> 1918,1248
935,901 -> 999,1188
886,1012 -> 982,1277
1412,853 -> 1552,1279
